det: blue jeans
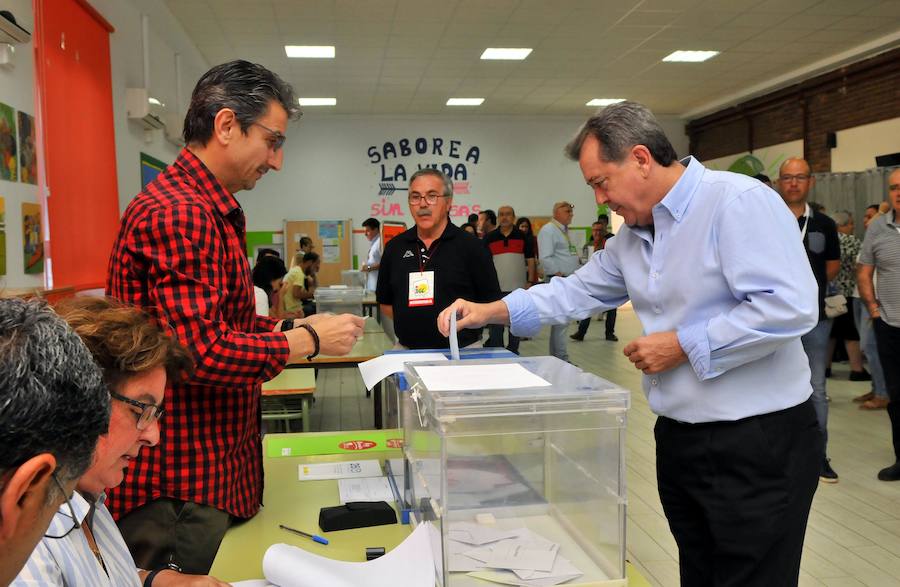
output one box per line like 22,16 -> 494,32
853,298 -> 888,399
801,318 -> 832,449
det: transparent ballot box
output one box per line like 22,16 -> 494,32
401,356 -> 630,586
341,269 -> 366,289
315,286 -> 364,316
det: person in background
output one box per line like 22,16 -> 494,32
478,209 -> 497,238
254,247 -> 280,265
299,252 -> 321,316
864,204 -> 881,227
537,201 -> 580,362
298,236 -> 314,254
571,216 -> 618,342
467,212 -> 478,226
485,205 -> 536,354
361,217 -> 382,292
854,202 -> 890,409
0,298 -> 110,585
778,157 -> 841,483
105,60 -> 364,574
826,210 -> 869,383
461,222 -> 477,236
517,216 -> 540,269
13,297 -> 229,586
753,173 -> 772,188
252,255 -> 301,320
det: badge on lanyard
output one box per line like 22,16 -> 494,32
408,271 -> 436,306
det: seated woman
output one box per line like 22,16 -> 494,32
13,297 -> 228,587
252,254 -> 302,320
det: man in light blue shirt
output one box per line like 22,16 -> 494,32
537,201 -> 580,361
439,101 -> 822,586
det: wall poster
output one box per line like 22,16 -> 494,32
17,111 -> 37,185
21,202 -> 43,274
0,196 -> 6,276
0,102 -> 17,182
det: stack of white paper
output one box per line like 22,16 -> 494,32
447,522 -> 583,586
337,477 -> 396,503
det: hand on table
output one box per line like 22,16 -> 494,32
623,331 -> 687,375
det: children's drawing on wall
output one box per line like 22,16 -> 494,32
17,111 -> 37,185
21,202 -> 43,274
0,102 -> 17,182
0,196 -> 6,276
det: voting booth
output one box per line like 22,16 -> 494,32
400,356 -> 630,586
315,286 -> 365,317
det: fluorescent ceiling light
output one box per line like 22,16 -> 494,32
662,50 -> 719,63
586,98 -> 626,107
285,45 -> 335,58
481,48 -> 532,60
446,98 -> 484,106
298,98 -> 336,106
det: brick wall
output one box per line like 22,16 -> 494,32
686,47 -> 900,172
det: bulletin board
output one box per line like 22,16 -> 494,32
283,220 -> 351,286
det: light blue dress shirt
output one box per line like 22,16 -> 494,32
505,157 -> 819,423
13,491 -> 142,586
537,220 -> 580,277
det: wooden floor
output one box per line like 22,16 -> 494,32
303,307 -> 900,587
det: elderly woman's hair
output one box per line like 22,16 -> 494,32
0,298 -> 110,493
55,297 -> 193,394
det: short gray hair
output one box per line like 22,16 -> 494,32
565,101 -> 678,166
0,299 -> 110,500
831,210 -> 852,227
409,168 -> 453,198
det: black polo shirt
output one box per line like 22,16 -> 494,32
376,221 -> 501,349
800,209 -> 840,320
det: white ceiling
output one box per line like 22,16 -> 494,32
164,0 -> 900,117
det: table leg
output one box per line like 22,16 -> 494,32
374,380 -> 382,429
302,396 -> 310,433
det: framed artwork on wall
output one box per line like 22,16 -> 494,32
21,202 -> 43,274
0,102 -> 17,182
17,111 -> 37,185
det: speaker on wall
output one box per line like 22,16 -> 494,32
875,152 -> 900,167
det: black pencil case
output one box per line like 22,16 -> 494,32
318,501 -> 397,532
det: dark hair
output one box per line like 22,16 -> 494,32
516,217 -> 533,236
565,101 -> 677,166
867,204 -> 880,212
597,213 -> 609,223
183,60 -> 301,146
0,298 -> 110,494
467,213 -> 478,224
461,222 -> 477,234
299,236 -> 313,250
809,202 -> 825,213
252,255 -> 288,298
409,168 -> 453,198
56,297 -> 193,394
255,247 -> 280,264
753,173 -> 771,184
362,218 -> 380,230
302,252 -> 320,264
480,209 -> 497,226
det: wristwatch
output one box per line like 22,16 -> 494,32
143,562 -> 182,587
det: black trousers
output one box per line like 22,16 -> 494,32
874,318 -> 900,460
575,308 -> 617,337
116,497 -> 233,574
655,399 -> 822,586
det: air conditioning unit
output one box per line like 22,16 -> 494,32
126,87 -> 166,130
0,10 -> 31,45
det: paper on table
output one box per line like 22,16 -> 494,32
484,542 -> 557,572
449,310 -> 460,360
414,363 -> 551,392
338,477 -> 396,503
358,353 -> 448,391
298,459 -> 381,481
261,521 -> 435,587
448,522 -> 521,546
231,581 -> 274,587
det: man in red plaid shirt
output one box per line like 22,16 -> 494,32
106,60 -> 364,575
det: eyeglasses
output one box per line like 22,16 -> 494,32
779,174 -> 811,183
408,192 -> 448,205
110,391 -> 164,431
252,122 -> 286,152
44,472 -> 81,539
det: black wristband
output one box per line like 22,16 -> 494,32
279,318 -> 295,332
143,563 -> 181,587
298,323 -> 320,360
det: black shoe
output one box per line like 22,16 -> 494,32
878,462 -> 900,481
820,458 -> 839,483
825,367 -> 832,378
570,333 -> 584,341
605,334 -> 619,342
849,369 -> 872,382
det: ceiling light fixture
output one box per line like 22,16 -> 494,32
298,98 -> 336,106
285,45 -> 335,58
446,98 -> 484,106
586,98 -> 626,107
481,48 -> 532,60
662,50 -> 719,63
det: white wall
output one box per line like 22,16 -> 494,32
236,114 -> 688,238
0,0 -> 42,289
832,116 -> 900,173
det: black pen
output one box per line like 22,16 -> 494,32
280,524 -> 329,545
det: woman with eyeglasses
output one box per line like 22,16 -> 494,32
13,298 -> 228,586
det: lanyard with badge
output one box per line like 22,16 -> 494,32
799,203 -> 811,241
408,239 -> 440,307
553,220 -> 578,256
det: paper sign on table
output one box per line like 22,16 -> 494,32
298,459 -> 381,481
338,477 -> 396,503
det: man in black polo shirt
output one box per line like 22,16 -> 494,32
376,169 -> 501,349
779,157 -> 841,483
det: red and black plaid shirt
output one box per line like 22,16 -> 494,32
105,149 -> 290,519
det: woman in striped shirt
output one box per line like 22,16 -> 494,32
13,298 -> 227,587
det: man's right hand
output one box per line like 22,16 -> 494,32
285,314 -> 364,360
437,299 -> 509,337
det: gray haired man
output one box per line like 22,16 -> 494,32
0,298 -> 110,584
